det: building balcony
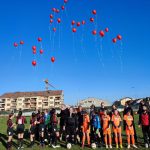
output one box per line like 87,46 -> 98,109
23,100 -> 30,103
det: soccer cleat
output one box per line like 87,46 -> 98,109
145,143 -> 149,148
116,144 -> 119,148
55,145 -> 60,148
52,144 -> 56,148
120,144 -> 123,149
132,144 -> 138,149
127,145 -> 130,149
106,145 -> 108,149
109,145 -> 112,149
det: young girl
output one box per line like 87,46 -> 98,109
112,110 -> 122,148
101,109 -> 112,149
7,113 -> 15,150
16,111 -> 27,149
28,112 -> 37,148
124,110 -> 137,149
82,110 -> 90,148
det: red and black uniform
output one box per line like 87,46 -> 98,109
16,116 -> 27,134
30,117 -> 37,135
7,118 -> 14,136
39,115 -> 45,133
139,111 -> 150,145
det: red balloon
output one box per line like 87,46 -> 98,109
76,22 -> 81,27
50,14 -> 53,19
72,28 -> 77,33
53,28 -> 56,32
57,18 -> 61,23
71,20 -> 75,25
61,5 -> 65,10
14,42 -> 18,47
52,8 -> 56,12
50,19 -> 53,24
32,60 -> 37,66
56,9 -> 60,13
92,10 -> 97,15
51,57 -> 55,63
90,18 -> 94,22
105,28 -> 109,32
117,34 -> 122,40
99,30 -> 105,37
33,50 -> 36,54
92,30 -> 97,35
64,0 -> 68,3
32,46 -> 36,51
112,38 -> 117,43
82,20 -> 85,25
20,41 -> 24,45
38,37 -> 42,42
40,49 -> 44,54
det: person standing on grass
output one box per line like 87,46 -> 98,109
7,113 -> 16,150
16,111 -> 27,149
138,106 -> 150,148
101,109 -> 112,149
123,101 -> 137,143
111,109 -> 123,149
28,112 -> 37,148
124,110 -> 137,149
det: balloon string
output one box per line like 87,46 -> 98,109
72,33 -> 77,63
19,45 -> 22,61
81,26 -> 86,57
119,41 -> 123,72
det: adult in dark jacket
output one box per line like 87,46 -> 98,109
123,101 -> 137,142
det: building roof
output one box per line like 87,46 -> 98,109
0,90 -> 63,99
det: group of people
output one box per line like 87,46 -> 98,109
6,100 -> 150,150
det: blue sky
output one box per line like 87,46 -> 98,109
0,0 -> 150,105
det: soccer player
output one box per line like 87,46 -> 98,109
16,111 -> 27,149
7,113 -> 15,150
138,106 -> 150,148
124,110 -> 137,149
28,112 -> 37,148
101,109 -> 112,149
112,110 -> 122,148
82,110 -> 90,148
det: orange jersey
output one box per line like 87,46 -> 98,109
102,115 -> 110,130
83,114 -> 90,129
123,115 -> 133,126
112,115 -> 122,127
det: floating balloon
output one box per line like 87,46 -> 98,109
50,14 -> 53,19
76,22 -> 81,27
32,60 -> 36,66
105,28 -> 109,32
92,30 -> 97,35
32,46 -> 36,51
38,37 -> 42,42
72,20 -> 75,25
92,10 -> 97,15
51,57 -> 55,63
82,20 -> 85,25
14,42 -> 18,47
20,41 -> 24,45
99,30 -> 105,37
53,28 -> 56,32
50,19 -> 53,24
112,38 -> 117,43
57,18 -> 61,23
72,28 -> 77,33
64,0 -> 68,3
40,49 -> 44,54
56,9 -> 60,13
90,18 -> 94,22
61,6 -> 65,10
52,8 -> 56,12
117,34 -> 122,40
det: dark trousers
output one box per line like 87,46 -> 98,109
142,125 -> 150,144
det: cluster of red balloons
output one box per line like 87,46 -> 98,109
112,34 -> 122,43
14,40 -> 24,47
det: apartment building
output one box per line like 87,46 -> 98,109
0,90 -> 64,111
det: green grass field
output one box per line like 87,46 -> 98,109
0,115 -> 146,150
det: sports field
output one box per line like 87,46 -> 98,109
0,115 -> 146,150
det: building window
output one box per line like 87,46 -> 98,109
7,104 -> 10,106
38,102 -> 42,105
50,97 -> 53,99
